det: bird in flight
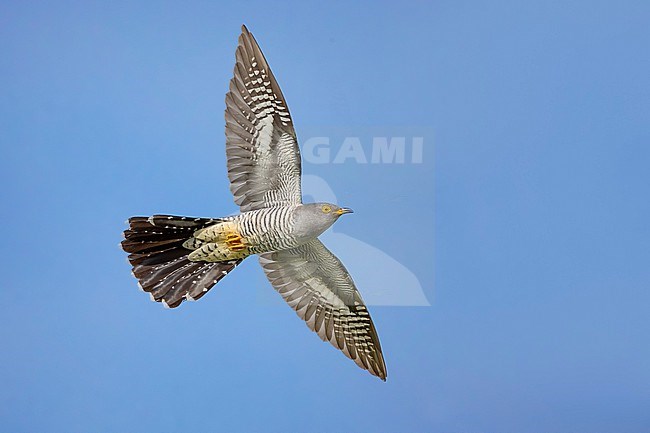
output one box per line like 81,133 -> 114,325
121,25 -> 387,380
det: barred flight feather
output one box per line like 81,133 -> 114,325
225,25 -> 302,212
260,239 -> 387,381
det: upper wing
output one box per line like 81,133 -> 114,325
259,239 -> 387,380
225,25 -> 302,212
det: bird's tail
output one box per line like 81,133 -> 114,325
121,215 -> 243,308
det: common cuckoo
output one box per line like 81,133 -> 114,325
121,25 -> 387,380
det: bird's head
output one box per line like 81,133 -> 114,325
293,202 -> 354,239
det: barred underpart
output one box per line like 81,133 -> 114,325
235,206 -> 298,252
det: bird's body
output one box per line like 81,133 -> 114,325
182,206 -> 300,261
182,203 -> 351,261
122,25 -> 387,380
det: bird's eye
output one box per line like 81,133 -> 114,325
321,205 -> 332,213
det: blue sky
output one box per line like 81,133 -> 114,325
1,1 -> 649,432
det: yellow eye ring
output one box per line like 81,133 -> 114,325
321,205 -> 332,213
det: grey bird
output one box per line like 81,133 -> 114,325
121,25 -> 387,381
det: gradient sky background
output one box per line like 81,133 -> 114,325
2,1 -> 649,432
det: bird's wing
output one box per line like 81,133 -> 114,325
225,25 -> 302,212
259,239 -> 387,380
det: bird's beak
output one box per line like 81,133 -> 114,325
336,207 -> 354,215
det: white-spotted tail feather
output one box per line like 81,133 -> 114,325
122,215 -> 243,308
